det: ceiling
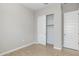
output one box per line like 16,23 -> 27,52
23,3 -> 52,10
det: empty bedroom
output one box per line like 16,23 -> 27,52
0,3 -> 79,56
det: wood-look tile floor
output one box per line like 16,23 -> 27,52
4,44 -> 79,56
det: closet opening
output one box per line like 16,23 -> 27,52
46,14 -> 54,48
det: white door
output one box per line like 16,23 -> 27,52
37,15 -> 46,45
64,11 -> 79,50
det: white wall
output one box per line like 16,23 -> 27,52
0,4 -> 34,53
37,15 -> 46,45
35,3 -> 62,48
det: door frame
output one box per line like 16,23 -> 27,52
46,14 -> 54,47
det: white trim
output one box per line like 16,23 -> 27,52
0,42 -> 36,56
34,41 -> 46,45
54,47 -> 62,50
38,42 -> 46,45
0,42 -> 61,56
47,41 -> 53,45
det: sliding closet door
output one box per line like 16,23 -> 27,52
37,15 -> 46,45
64,11 -> 79,50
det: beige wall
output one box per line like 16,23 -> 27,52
35,4 -> 62,48
0,4 -> 34,53
63,3 -> 79,13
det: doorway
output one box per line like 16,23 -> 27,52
46,14 -> 54,48
37,14 -> 55,48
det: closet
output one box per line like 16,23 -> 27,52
46,14 -> 54,46
64,10 -> 79,50
37,14 -> 54,47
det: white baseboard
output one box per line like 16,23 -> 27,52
34,41 -> 45,45
54,47 -> 62,50
47,41 -> 53,45
0,42 -> 36,56
0,42 -> 62,56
